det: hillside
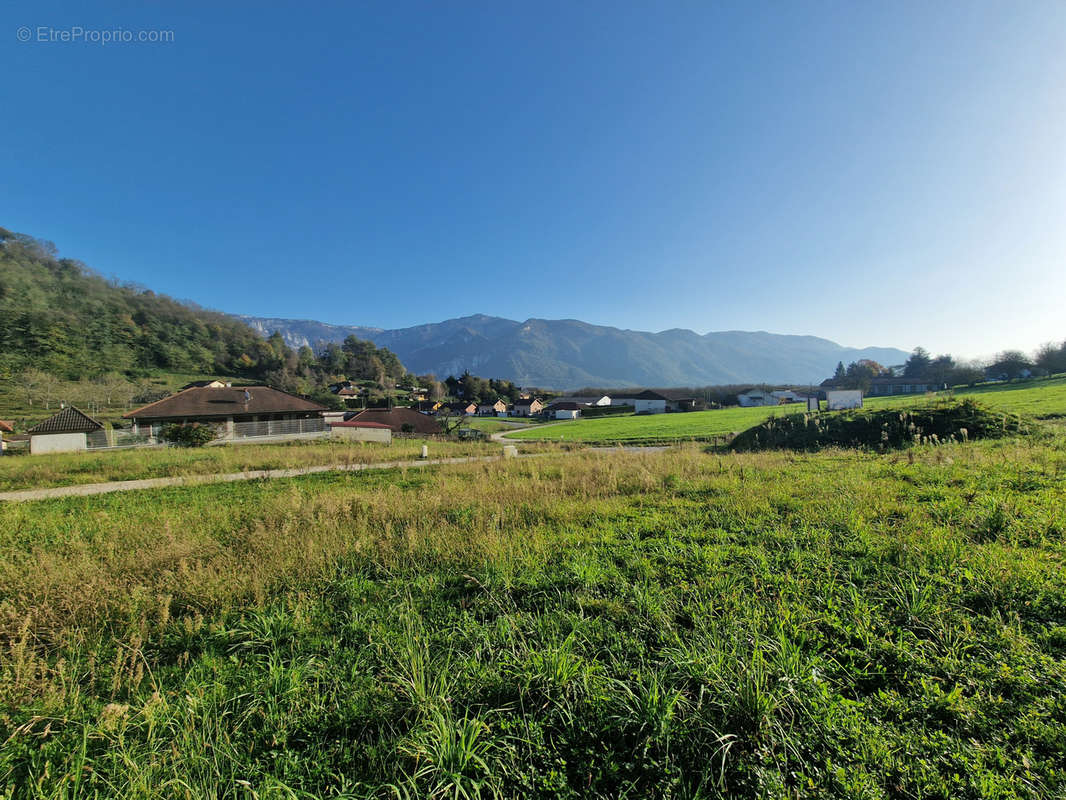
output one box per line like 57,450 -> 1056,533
242,313 -> 909,388
0,229 -> 274,380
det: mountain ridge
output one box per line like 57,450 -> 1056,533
239,314 -> 908,389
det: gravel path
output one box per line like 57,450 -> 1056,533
0,445 -> 669,503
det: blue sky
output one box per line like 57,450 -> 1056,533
3,1 -> 1064,358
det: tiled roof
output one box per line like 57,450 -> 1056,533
346,408 -> 443,434
124,386 -> 327,420
27,406 -> 103,434
329,421 -> 392,429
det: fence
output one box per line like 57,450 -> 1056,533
230,417 -> 327,440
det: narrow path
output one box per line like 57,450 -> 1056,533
0,445 -> 668,503
491,420 -> 571,442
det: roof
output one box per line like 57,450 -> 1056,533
124,385 -> 327,420
513,397 -> 542,406
27,406 -> 103,435
555,396 -> 607,405
329,421 -> 392,429
0,421 -> 14,433
544,402 -> 583,411
613,390 -> 669,402
346,407 -> 443,434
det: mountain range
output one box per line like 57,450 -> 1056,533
238,314 -> 908,389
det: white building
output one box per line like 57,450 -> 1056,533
610,391 -> 668,414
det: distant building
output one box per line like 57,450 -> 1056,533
737,390 -> 776,407
344,407 -> 442,435
477,400 -> 508,416
554,395 -> 612,407
541,401 -> 583,420
443,401 -> 477,416
867,378 -> 947,396
511,398 -> 544,417
610,390 -> 668,414
27,406 -> 106,454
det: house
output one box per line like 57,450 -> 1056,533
343,407 -> 443,435
477,400 -> 508,416
541,401 -> 583,420
511,398 -> 544,417
0,421 -> 13,454
124,384 -> 327,441
867,378 -> 948,396
414,400 -> 443,414
657,390 -> 704,412
443,401 -> 477,416
329,420 -> 393,444
27,406 -> 106,454
770,390 -> 805,404
610,390 -> 668,414
737,390 -> 778,407
554,395 -> 612,407
826,390 -> 863,410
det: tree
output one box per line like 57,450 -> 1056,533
903,347 -> 932,378
832,362 -> 846,382
1035,340 -> 1066,376
987,351 -> 1033,381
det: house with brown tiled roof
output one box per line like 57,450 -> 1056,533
343,407 -> 443,435
124,384 -> 327,440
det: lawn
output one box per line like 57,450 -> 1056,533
0,437 -> 514,493
507,376 -> 1066,444
2,435 -> 1065,797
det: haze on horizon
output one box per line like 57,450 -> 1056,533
3,1 -> 1064,362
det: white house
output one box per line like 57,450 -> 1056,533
737,390 -> 776,407
555,395 -> 611,407
541,401 -> 583,420
610,390 -> 668,414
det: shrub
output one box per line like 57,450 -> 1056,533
160,422 -> 217,447
730,399 -> 1029,452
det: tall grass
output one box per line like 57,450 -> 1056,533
2,435 -> 1065,797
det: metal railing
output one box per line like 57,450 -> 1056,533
230,418 -> 326,439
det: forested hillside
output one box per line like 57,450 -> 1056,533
0,228 -> 409,423
0,228 -> 282,380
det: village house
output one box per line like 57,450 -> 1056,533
27,406 -> 107,454
477,400 -> 508,416
414,400 -> 443,414
343,407 -> 443,435
0,421 -> 13,454
610,390 -> 668,414
124,384 -> 327,441
737,389 -> 778,407
554,395 -> 612,407
657,390 -> 704,412
443,401 -> 477,416
540,401 -> 583,420
510,398 -> 544,417
866,378 -> 948,396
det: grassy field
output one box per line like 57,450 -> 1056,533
2,433 -> 1065,798
0,438 -> 517,493
506,377 -> 1066,444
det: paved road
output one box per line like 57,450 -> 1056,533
0,445 -> 668,504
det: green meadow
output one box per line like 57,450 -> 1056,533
0,439 -> 510,493
2,428 -> 1065,798
506,377 -> 1066,444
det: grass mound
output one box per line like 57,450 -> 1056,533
731,398 -> 1029,452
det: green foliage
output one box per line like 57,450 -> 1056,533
731,399 -> 1029,452
2,438 -> 1065,797
160,422 -> 218,447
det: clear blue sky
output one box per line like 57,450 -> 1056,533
3,1 -> 1064,358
